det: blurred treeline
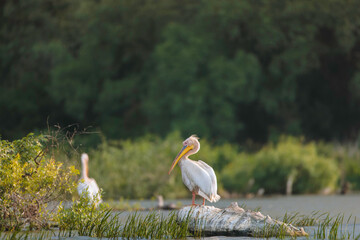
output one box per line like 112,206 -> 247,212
2,0 -> 360,144
71,132 -> 358,199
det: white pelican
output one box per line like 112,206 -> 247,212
168,135 -> 220,206
77,153 -> 102,206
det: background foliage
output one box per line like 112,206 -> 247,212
1,0 -> 360,143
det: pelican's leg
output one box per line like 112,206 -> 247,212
192,192 -> 196,206
202,198 -> 205,206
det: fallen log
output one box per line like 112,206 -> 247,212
177,202 -> 308,237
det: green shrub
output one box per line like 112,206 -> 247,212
220,153 -> 256,194
0,133 -> 78,230
251,136 -> 339,194
219,136 -> 341,195
331,143 -> 360,191
345,160 -> 360,190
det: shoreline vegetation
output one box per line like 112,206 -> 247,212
1,132 -> 360,239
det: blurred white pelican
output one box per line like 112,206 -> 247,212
168,135 -> 220,205
77,153 -> 102,206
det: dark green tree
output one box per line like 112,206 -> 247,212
1,0 -> 360,143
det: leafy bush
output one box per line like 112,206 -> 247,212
251,136 -> 339,194
0,133 -> 78,230
218,136 -> 342,195
331,143 -> 360,191
345,159 -> 360,190
220,153 -> 256,194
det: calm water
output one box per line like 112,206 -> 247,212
131,194 -> 360,220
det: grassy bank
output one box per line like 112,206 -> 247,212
1,204 -> 360,239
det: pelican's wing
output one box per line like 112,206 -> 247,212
77,179 -> 89,196
181,160 -> 220,202
197,160 -> 220,202
77,179 -> 102,205
181,161 -> 213,201
197,160 -> 217,189
88,178 -> 102,203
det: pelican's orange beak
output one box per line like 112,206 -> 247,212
168,145 -> 193,175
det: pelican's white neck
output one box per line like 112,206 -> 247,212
178,155 -> 193,166
178,157 -> 186,167
81,153 -> 89,179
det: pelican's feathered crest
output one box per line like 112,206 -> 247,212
190,134 -> 199,140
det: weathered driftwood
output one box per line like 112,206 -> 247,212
177,202 -> 308,237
